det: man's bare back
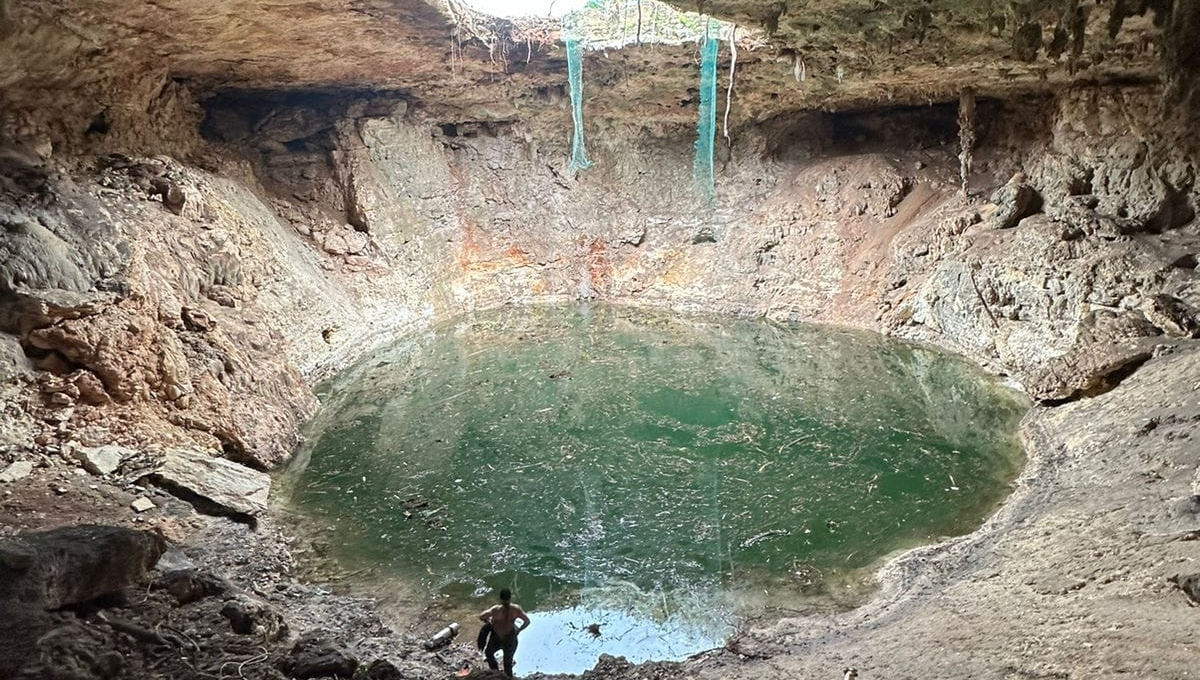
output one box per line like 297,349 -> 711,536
480,601 -> 529,637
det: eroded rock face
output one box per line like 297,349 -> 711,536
0,0 -> 1191,458
185,79 -> 1198,416
0,151 -> 318,469
0,72 -> 1193,482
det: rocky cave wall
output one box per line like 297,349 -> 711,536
204,79 -> 1198,397
2,69 -> 1197,472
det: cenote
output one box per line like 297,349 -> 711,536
277,303 -> 1027,674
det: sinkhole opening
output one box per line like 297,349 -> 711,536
277,303 -> 1027,675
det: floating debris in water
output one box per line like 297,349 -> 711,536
740,529 -> 790,548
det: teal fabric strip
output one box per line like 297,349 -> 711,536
693,29 -> 719,203
567,38 -> 593,172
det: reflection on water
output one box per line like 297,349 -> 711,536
516,605 -> 722,675
277,304 -> 1027,674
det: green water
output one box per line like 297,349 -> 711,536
278,304 -> 1026,673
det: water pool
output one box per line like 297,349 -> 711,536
278,304 -> 1026,673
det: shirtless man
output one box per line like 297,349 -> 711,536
478,588 -> 530,677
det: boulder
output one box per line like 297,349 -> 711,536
220,594 -> 288,641
148,447 -> 270,518
1172,573 -> 1200,605
130,497 -> 155,512
69,443 -> 131,476
1023,339 -> 1157,402
0,525 -> 165,608
1141,294 -> 1200,338
364,659 -> 405,680
278,632 -> 358,679
989,180 -> 1043,229
0,333 -> 32,383
153,568 -> 230,605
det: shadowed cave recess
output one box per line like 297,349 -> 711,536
1,1 -> 1199,679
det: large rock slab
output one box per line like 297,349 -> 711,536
149,447 -> 271,517
0,525 -> 165,608
1023,338 -> 1159,402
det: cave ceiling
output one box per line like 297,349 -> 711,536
0,0 -> 1188,141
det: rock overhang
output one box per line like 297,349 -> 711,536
2,0 -> 1192,153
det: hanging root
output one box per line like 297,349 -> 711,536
957,87 -> 976,194
723,25 -> 737,146
636,0 -> 643,45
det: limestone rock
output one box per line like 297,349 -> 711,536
71,369 -> 112,405
989,180 -> 1043,229
181,306 -> 214,332
0,525 -> 165,608
149,177 -> 186,214
156,327 -> 194,401
0,158 -> 128,296
1012,22 -> 1042,62
130,497 -> 155,512
1173,573 -> 1200,605
0,333 -> 32,383
364,659 -> 405,680
279,632 -> 358,679
1077,308 -> 1161,345
1023,339 -> 1157,402
70,443 -> 131,476
259,107 -> 331,145
153,568 -> 230,605
1140,294 -> 1200,338
1171,494 -> 1200,519
220,594 -> 288,640
0,461 -> 33,483
320,224 -> 370,256
149,447 -> 271,517
12,289 -> 114,322
25,309 -> 158,403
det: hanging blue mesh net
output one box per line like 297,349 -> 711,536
566,38 -> 593,173
693,29 -> 719,204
